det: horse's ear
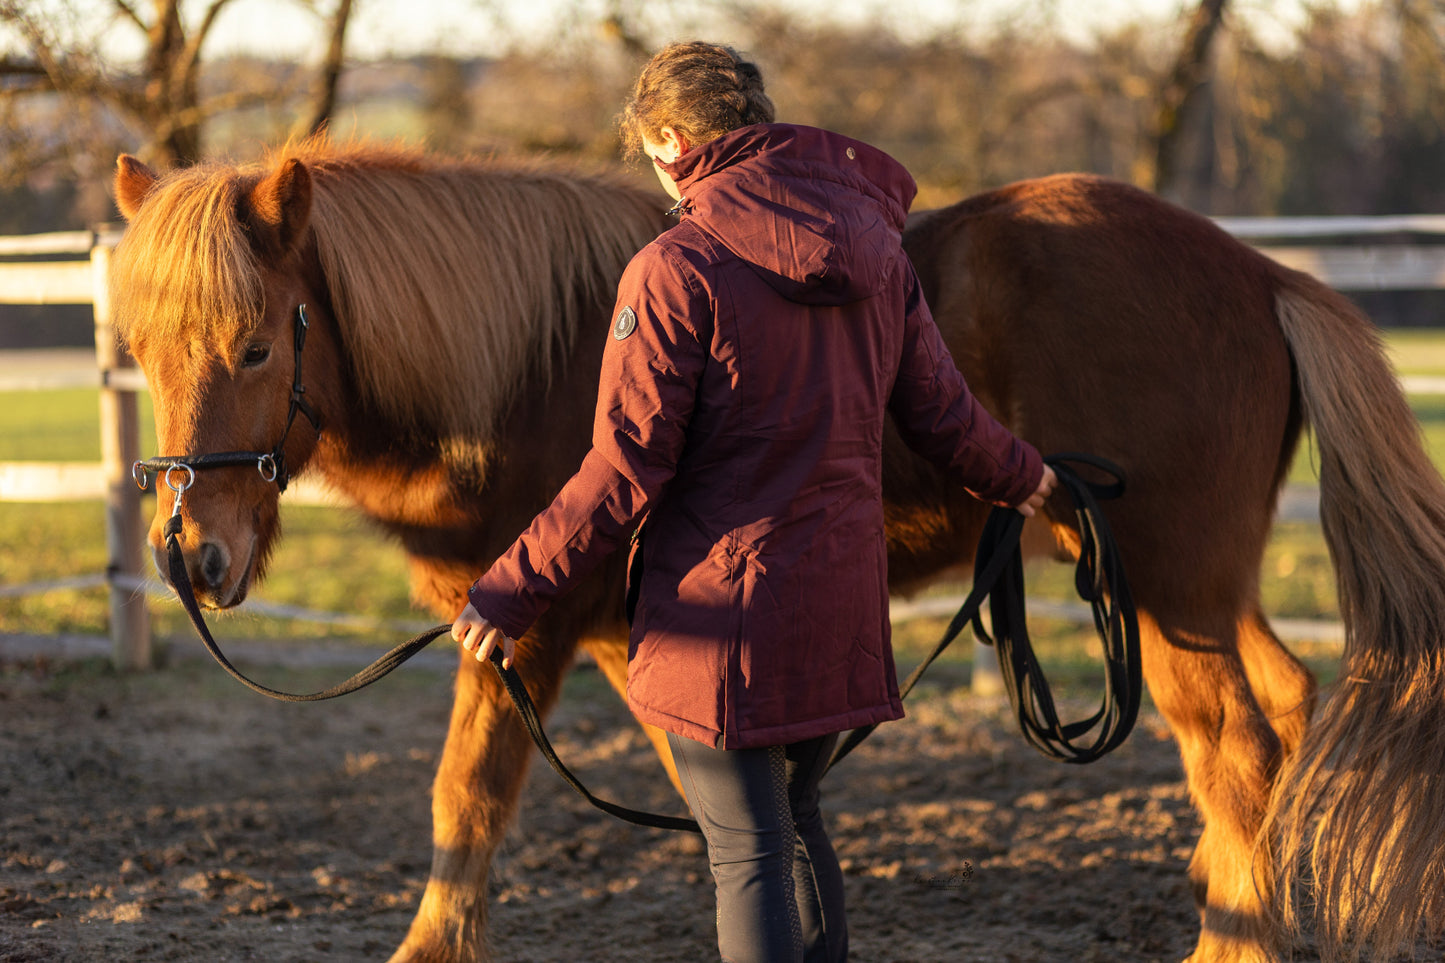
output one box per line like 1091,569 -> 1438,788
247,158 -> 313,256
114,154 -> 159,221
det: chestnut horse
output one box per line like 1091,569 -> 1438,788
109,141 -> 1445,963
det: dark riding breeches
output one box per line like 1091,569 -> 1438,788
666,730 -> 848,963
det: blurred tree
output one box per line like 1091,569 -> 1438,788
1244,0 -> 1445,215
419,55 -> 473,156
5,0 -> 1438,224
298,0 -> 354,139
1375,0 -> 1445,211
735,8 -> 1086,204
1147,0 -> 1228,199
0,0 -> 355,180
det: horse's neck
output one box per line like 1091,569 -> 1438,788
295,162 -> 664,590
310,432 -> 473,531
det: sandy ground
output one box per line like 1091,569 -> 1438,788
0,640 -> 1384,963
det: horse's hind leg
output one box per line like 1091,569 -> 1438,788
1140,608 -> 1284,963
1177,609 -> 1314,943
1237,608 -> 1316,761
390,629 -> 577,963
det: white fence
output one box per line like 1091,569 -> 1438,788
0,231 -> 343,669
3,216 -> 1444,668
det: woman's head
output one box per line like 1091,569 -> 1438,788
619,42 -> 775,163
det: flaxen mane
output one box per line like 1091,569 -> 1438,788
110,166 -> 265,362
112,139 -> 667,442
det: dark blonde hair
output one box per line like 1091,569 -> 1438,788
618,41 -> 775,161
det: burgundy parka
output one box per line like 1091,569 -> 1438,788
469,124 -> 1043,749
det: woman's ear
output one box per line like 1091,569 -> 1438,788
658,127 -> 691,161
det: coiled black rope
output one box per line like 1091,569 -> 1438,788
827,452 -> 1140,770
976,453 -> 1140,763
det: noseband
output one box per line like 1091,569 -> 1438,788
132,303 -> 321,502
126,301 -> 453,705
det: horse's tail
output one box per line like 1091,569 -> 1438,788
1267,266 -> 1445,959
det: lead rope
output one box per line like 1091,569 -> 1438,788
825,453 -> 1139,771
158,481 -> 699,831
980,455 -> 1140,763
160,452 -> 1134,831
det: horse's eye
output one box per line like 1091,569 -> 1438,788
242,343 -> 271,368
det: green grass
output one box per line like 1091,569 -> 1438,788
0,383 -> 424,644
0,499 -> 425,644
1386,329 -> 1445,376
1,388 -> 155,461
5,328 -> 1445,664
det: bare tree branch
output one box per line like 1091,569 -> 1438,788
109,0 -> 147,31
1150,0 -> 1229,195
0,55 -> 49,79
148,87 -> 280,145
1,4 -> 71,90
176,0 -> 241,92
299,0 -> 353,137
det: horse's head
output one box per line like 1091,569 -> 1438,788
111,153 -> 335,609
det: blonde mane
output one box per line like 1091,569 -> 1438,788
110,165 -> 265,360
111,139 -> 667,442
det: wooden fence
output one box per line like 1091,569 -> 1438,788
3,217 -> 1444,670
0,230 -> 152,669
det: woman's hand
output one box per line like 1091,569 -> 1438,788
1015,464 -> 1057,518
452,601 -> 516,670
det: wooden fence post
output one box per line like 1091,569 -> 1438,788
92,238 -> 152,669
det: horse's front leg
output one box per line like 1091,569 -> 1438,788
390,628 -> 578,963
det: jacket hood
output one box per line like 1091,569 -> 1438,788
663,124 -> 917,305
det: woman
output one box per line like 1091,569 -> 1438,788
454,41 -> 1055,962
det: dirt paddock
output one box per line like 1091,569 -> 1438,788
0,639 -> 1343,963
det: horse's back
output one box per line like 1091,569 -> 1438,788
904,174 -> 1301,608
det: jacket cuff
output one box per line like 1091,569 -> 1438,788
997,440 -> 1046,509
466,578 -> 535,642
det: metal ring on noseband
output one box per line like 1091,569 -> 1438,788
257,454 -> 279,484
163,462 -> 196,494
163,463 -> 196,517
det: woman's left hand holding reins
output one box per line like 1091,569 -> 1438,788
452,601 -> 517,670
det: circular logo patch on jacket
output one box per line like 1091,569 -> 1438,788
613,305 -> 637,341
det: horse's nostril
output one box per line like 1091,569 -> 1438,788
199,542 -> 229,590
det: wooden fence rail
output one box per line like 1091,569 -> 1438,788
0,230 -> 152,668
2,216 -> 1443,670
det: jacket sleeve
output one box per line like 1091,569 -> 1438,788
467,245 -> 707,639
888,265 -> 1043,507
